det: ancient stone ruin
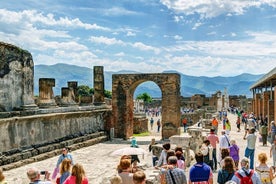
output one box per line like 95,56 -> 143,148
0,42 -> 37,112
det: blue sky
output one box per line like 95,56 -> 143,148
0,0 -> 276,77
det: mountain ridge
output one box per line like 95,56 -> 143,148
34,63 -> 263,98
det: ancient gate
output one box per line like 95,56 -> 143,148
112,73 -> 181,139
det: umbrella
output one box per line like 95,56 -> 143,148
110,147 -> 148,156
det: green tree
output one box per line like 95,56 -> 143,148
104,90 -> 112,98
77,85 -> 112,98
136,92 -> 152,103
77,85 -> 93,96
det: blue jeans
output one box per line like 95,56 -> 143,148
245,147 -> 255,169
212,148 -> 218,169
152,156 -> 158,166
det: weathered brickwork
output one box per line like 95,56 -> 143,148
112,73 -> 181,139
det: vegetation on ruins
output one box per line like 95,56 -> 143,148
77,85 -> 112,98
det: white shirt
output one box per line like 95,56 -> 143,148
219,134 -> 230,149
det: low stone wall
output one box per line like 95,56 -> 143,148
0,106 -> 111,167
1,131 -> 108,170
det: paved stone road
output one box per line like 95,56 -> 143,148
2,113 -> 275,183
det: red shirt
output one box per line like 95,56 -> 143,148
64,176 -> 88,184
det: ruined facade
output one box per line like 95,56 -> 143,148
250,67 -> 276,124
0,42 -> 37,111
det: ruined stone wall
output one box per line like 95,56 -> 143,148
0,42 -> 36,111
0,109 -> 110,153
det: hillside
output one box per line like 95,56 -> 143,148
34,64 -> 263,98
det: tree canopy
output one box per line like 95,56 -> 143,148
136,92 -> 152,103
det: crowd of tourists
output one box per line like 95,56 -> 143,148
1,109 -> 276,184
0,147 -> 90,184
143,110 -> 276,184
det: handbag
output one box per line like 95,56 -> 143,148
52,167 -> 59,180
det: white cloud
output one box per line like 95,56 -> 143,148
174,35 -> 182,40
115,52 -> 125,57
89,36 -> 126,46
102,6 -> 143,16
132,42 -> 161,54
0,9 -> 110,31
160,0 -> 275,19
126,31 -> 136,36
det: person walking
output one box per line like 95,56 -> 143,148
255,153 -> 275,184
231,157 -> 261,184
155,142 -> 171,167
217,156 -> 235,184
270,139 -> 276,168
269,121 -> 276,143
219,130 -> 230,164
212,116 -> 219,134
161,156 -> 187,184
259,122 -> 268,146
52,147 -> 74,180
148,138 -> 158,166
189,152 -> 213,184
201,140 -> 213,171
26,167 -> 52,184
182,117 -> 188,133
229,139 -> 239,170
63,163 -> 88,184
150,118 -> 154,130
157,119 -> 161,133
133,170 -> 146,184
225,118 -> 231,135
236,116 -> 241,132
243,127 -> 257,169
207,128 -> 219,170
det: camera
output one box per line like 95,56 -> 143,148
40,171 -> 46,175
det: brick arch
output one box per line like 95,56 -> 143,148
112,73 -> 181,139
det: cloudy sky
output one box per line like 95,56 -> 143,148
1,0 -> 276,77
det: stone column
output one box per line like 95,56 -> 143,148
37,78 -> 57,108
68,81 -> 78,102
60,87 -> 77,106
263,91 -> 270,118
93,66 -> 105,106
255,93 -> 261,116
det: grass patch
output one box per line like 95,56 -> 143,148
133,131 -> 150,137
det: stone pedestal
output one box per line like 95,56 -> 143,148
68,81 -> 78,102
187,127 -> 206,153
169,135 -> 192,166
60,87 -> 78,107
37,78 -> 57,108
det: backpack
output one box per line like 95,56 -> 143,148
235,169 -> 254,184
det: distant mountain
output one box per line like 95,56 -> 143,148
34,63 -> 263,98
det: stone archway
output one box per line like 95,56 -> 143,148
112,73 -> 181,140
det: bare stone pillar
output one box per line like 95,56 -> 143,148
93,66 -> 105,106
254,93 -> 260,115
60,87 -> 77,106
68,81 -> 78,102
262,91 -> 270,117
38,78 -> 57,108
